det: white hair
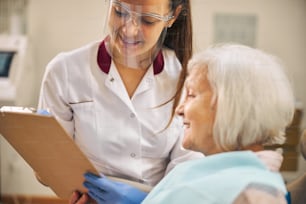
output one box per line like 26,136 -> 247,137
187,44 -> 295,150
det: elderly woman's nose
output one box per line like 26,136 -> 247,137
175,103 -> 184,116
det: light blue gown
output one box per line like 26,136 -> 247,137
142,151 -> 287,204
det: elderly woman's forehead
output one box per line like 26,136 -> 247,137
185,67 -> 208,86
187,66 -> 207,78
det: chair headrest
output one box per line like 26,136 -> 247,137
300,129 -> 306,160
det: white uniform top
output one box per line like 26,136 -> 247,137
38,40 -> 203,186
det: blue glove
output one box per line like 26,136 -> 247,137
36,109 -> 50,115
83,172 -> 148,204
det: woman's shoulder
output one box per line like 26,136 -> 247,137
45,41 -> 100,73
160,47 -> 182,75
162,47 -> 179,61
52,41 -> 100,63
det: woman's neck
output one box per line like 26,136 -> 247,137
111,43 -> 159,70
241,144 -> 264,152
114,61 -> 148,98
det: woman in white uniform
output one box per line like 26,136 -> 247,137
38,0 -> 203,203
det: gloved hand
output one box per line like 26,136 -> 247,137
83,172 -> 148,204
36,109 -> 51,115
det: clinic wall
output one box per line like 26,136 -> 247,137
24,0 -> 108,107
2,0 -> 306,196
192,0 -> 306,119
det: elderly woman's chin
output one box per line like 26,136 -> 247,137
182,135 -> 204,154
182,135 -> 193,150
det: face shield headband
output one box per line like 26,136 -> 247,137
104,0 -> 175,69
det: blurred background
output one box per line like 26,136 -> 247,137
0,0 -> 305,203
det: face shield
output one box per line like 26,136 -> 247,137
104,0 -> 174,69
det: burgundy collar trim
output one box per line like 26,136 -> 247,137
97,40 -> 112,74
97,40 -> 164,75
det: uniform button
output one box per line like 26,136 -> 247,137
130,113 -> 135,118
110,77 -> 114,82
130,153 -> 136,158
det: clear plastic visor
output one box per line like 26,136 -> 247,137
104,0 -> 174,69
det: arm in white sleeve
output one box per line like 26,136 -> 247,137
38,54 -> 74,136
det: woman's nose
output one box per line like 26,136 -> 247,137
121,17 -> 140,36
175,103 -> 184,116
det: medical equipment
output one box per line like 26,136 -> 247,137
0,34 -> 27,106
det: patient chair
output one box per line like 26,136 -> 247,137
286,129 -> 306,204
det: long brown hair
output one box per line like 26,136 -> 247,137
164,0 -> 193,119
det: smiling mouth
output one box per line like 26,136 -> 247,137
183,122 -> 190,129
119,35 -> 143,48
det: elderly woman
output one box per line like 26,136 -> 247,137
142,44 -> 295,204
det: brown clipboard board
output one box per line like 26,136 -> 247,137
0,107 -> 152,199
0,108 -> 99,199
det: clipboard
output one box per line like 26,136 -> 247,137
0,106 -> 152,199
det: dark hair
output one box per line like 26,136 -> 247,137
164,0 -> 193,119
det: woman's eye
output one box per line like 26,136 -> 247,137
114,7 -> 129,18
186,91 -> 195,98
141,16 -> 158,25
